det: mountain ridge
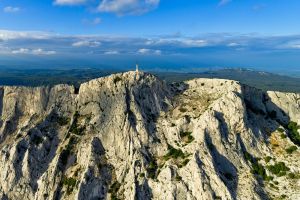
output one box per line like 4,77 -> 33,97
0,71 -> 299,200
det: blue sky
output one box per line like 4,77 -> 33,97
1,0 -> 300,74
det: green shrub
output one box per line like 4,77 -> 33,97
163,145 -> 185,160
57,116 -> 70,126
251,162 -> 267,180
109,181 -> 121,200
285,146 -> 297,154
181,159 -> 190,167
175,175 -> 182,181
62,176 -> 77,195
288,172 -> 300,179
267,162 -> 290,176
287,121 -> 300,146
179,107 -> 187,113
146,160 -> 158,179
277,128 -> 284,133
280,133 -> 287,139
264,156 -> 272,163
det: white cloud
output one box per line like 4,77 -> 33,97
98,0 -> 160,15
138,48 -> 161,55
280,41 -> 300,49
11,48 -> 30,54
148,38 -> 208,48
72,40 -> 101,47
104,50 -> 119,55
32,48 -> 56,55
3,6 -> 20,13
0,30 -> 51,40
227,42 -> 240,47
54,0 -> 87,5
11,48 -> 56,55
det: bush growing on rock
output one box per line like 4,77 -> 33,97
287,121 -> 300,145
285,146 -> 297,154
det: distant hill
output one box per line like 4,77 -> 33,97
154,68 -> 300,93
0,67 -> 299,93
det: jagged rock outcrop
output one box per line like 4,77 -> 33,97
0,71 -> 299,200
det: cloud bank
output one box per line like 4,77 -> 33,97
54,0 -> 160,15
1,30 -> 300,70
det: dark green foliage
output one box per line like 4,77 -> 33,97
139,173 -> 145,178
181,159 -> 190,167
288,172 -> 300,179
251,162 -> 267,180
62,176 -> 77,195
267,162 -> 290,176
285,146 -> 298,154
280,133 -> 287,139
146,159 -> 158,179
108,181 -> 121,200
163,145 -> 185,160
264,156 -> 272,163
57,116 -> 70,126
179,107 -> 187,113
175,175 -> 182,181
243,151 -> 252,161
277,128 -> 284,133
287,121 -> 300,146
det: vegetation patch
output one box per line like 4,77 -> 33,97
179,107 -> 188,113
62,176 -> 77,195
146,160 -> 158,179
163,145 -> 185,160
287,121 -> 300,146
57,116 -> 70,126
264,156 -> 272,163
285,146 -> 298,154
108,181 -> 121,200
277,128 -> 284,133
175,175 -> 182,181
267,162 -> 290,176
180,131 -> 194,144
288,172 -> 300,179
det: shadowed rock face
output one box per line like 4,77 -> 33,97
0,71 -> 299,200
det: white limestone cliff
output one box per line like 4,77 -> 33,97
0,71 -> 299,200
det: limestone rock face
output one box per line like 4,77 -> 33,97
0,71 -> 299,200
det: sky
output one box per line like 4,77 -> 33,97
1,0 -> 300,74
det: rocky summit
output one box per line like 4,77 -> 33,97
0,71 -> 299,200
